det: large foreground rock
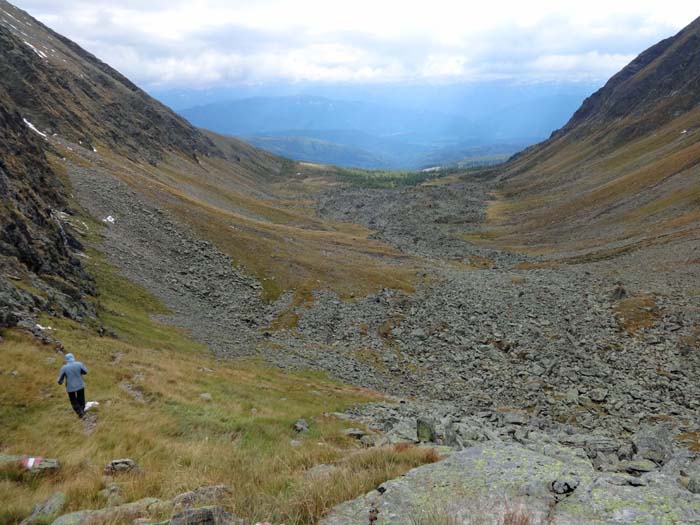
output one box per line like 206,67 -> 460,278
51,497 -> 164,525
322,442 -> 700,524
21,492 -> 66,525
0,454 -> 60,474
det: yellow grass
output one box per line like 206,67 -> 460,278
0,251 -> 437,525
60,142 -> 420,303
613,295 -> 660,335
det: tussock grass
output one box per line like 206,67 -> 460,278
0,253 -> 437,524
613,294 -> 660,335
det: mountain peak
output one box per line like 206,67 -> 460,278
0,0 -> 219,163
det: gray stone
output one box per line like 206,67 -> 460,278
303,464 -> 338,481
632,424 -> 674,465
589,388 -> 608,403
172,485 -> 232,510
20,492 -> 66,525
0,454 -> 60,475
170,506 -> 244,525
293,419 -> 309,433
550,476 -> 579,495
98,483 -> 123,507
416,417 -> 436,442
103,458 -> 140,476
52,498 -> 161,525
322,442 -> 700,525
503,412 -> 529,426
410,328 -> 427,340
688,475 -> 700,494
342,428 -> 366,439
620,459 -> 657,474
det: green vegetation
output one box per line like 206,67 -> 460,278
337,167 -> 446,188
0,249 -> 438,525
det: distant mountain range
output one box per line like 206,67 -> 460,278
177,91 -> 592,169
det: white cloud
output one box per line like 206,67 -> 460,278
11,0 -> 699,88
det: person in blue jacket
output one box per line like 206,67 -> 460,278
57,353 -> 88,418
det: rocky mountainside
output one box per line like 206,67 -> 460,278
0,0 -> 281,330
0,90 -> 93,329
493,16 -> 700,254
0,1 -> 218,162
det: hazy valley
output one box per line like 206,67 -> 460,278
1,1 -> 700,524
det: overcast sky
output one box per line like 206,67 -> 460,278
11,0 -> 700,89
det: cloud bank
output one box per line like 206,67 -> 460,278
12,0 -> 699,88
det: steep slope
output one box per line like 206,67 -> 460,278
0,0 -> 417,331
0,90 -> 93,328
0,1 -> 218,162
491,16 -> 700,257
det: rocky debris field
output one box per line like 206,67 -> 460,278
57,148 -> 700,523
63,152 -> 700,445
66,159 -> 274,356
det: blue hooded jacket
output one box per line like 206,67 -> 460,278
57,353 -> 88,393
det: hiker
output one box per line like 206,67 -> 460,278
57,353 -> 88,418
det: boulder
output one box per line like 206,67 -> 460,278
688,474 -> 700,494
172,485 -> 232,510
342,428 -> 366,439
170,506 -> 245,525
20,492 -> 66,525
0,454 -> 59,475
416,417 -> 436,442
293,419 -> 309,433
303,464 -> 338,481
632,425 -> 674,465
52,498 -> 161,525
321,442 -> 700,525
103,458 -> 140,476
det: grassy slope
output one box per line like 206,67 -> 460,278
0,223 -> 437,525
473,18 -> 700,257
64,137 -> 420,304
479,98 -> 700,258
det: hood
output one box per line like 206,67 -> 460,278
65,353 -> 75,363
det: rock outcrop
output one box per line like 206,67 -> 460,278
323,442 -> 700,524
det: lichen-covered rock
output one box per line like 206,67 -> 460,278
0,454 -> 60,475
172,485 -> 232,510
321,442 -> 700,524
170,506 -> 245,525
20,492 -> 66,525
103,458 -> 140,476
51,497 -> 161,525
416,417 -> 436,442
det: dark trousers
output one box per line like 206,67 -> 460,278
68,388 -> 86,418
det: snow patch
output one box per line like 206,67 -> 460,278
681,129 -> 688,134
35,323 -> 53,331
0,9 -> 20,23
23,40 -> 47,59
85,401 -> 100,411
23,118 -> 47,138
103,215 -> 116,224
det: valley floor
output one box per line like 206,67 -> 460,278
5,135 -> 700,524
64,145 -> 700,447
